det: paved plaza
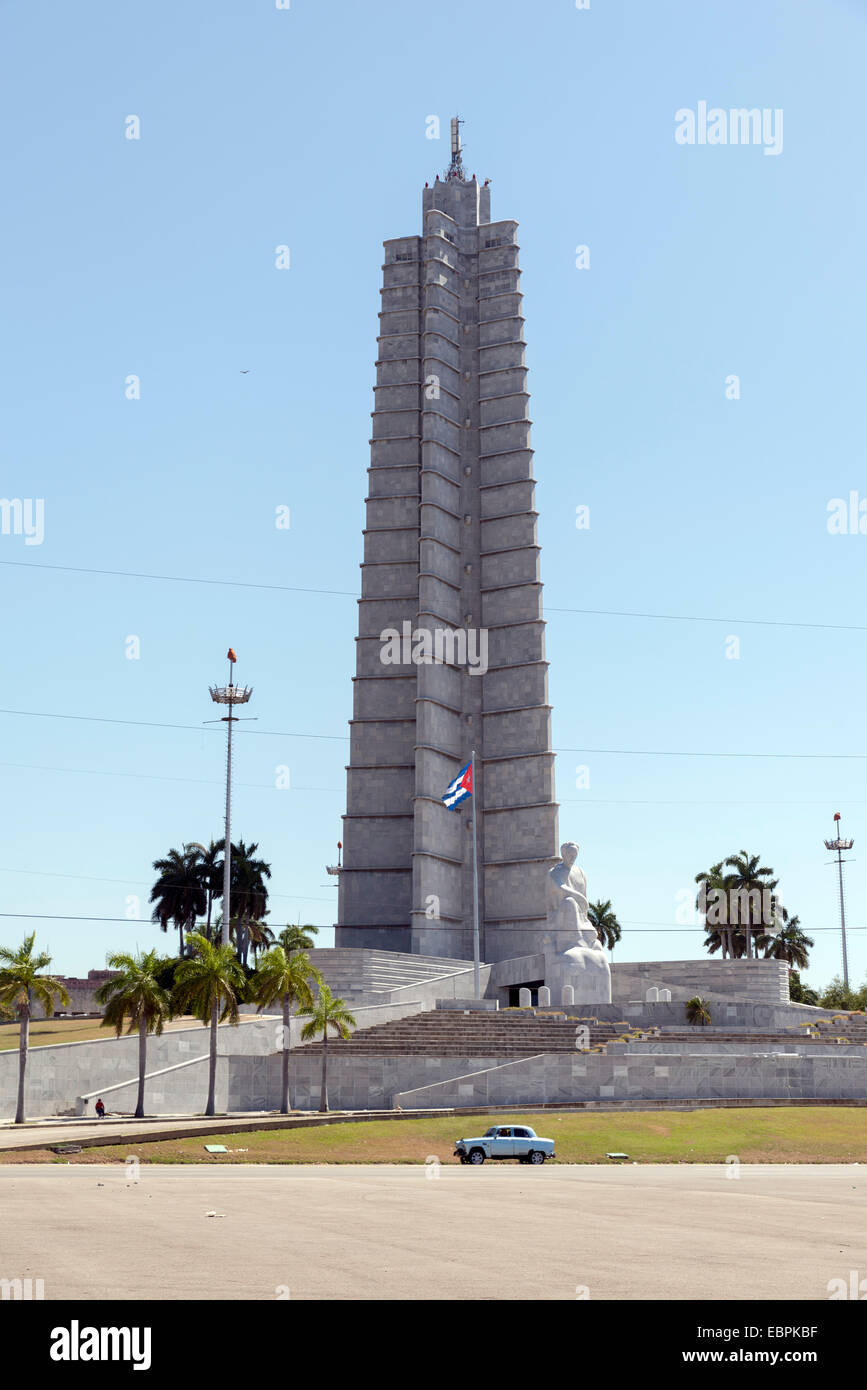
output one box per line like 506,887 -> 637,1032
1,1163 -> 863,1301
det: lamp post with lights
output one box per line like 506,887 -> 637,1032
208,649 -> 253,946
824,812 -> 854,991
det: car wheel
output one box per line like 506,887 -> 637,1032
529,1150 -> 546,1165
468,1148 -> 486,1165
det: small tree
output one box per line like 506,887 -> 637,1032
819,976 -> 860,1012
300,984 -> 356,1113
0,934 -> 70,1124
248,947 -> 322,1114
172,933 -> 246,1116
685,996 -> 711,1027
95,951 -> 173,1119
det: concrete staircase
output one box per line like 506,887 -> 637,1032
652,1029 -> 862,1046
297,1009 -> 639,1056
305,949 -> 479,1006
813,1016 -> 867,1039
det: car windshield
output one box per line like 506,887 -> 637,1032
483,1127 -> 499,1137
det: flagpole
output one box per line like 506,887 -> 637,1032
471,748 -> 480,1000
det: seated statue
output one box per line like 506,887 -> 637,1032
543,842 -> 612,1004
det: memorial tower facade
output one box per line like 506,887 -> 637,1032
336,122 -> 559,964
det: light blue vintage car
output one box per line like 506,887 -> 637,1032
453,1124 -> 556,1165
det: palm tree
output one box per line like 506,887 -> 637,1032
229,840 -> 272,967
95,950 -> 173,1118
150,847 -> 207,957
764,914 -> 813,970
247,921 -> 276,966
278,923 -> 319,956
696,861 -> 739,959
587,900 -> 622,954
186,840 -> 224,943
248,947 -> 322,1113
300,984 -> 356,1113
0,934 -> 70,1124
172,932 -> 247,1116
685,995 -> 711,1027
724,851 -> 778,960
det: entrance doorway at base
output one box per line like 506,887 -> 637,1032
508,980 -> 545,1008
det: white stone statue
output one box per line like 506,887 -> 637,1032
542,842 -> 612,1005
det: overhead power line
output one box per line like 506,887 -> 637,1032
0,865 -> 336,904
0,910 -> 860,932
3,558 -> 864,633
0,760 -> 339,793
546,604 -> 867,633
2,707 -> 867,761
3,758 -> 867,808
0,708 -> 348,741
5,761 -> 865,805
558,747 -> 867,760
0,559 -> 356,599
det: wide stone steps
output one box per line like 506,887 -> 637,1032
305,948 -> 477,1000
814,1020 -> 867,1034
297,1010 -> 637,1056
653,1030 -> 863,1046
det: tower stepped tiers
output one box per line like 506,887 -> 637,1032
338,152 -> 557,962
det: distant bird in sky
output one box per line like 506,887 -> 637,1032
240,369 -> 250,374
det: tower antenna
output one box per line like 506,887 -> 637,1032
446,115 -> 465,181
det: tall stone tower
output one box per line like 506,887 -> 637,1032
336,121 -> 558,965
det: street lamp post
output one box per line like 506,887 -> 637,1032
209,649 -> 253,946
824,812 -> 854,991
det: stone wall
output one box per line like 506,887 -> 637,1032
231,1051 -> 524,1114
610,958 -> 789,1006
0,1018 -> 277,1120
561,999 -> 833,1031
0,1003 -> 427,1119
392,1047 -> 867,1110
485,953 -> 789,1008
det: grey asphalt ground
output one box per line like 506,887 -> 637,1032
0,1163 -> 863,1300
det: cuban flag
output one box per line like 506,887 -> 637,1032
442,759 -> 472,810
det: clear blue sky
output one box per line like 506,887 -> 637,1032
1,0 -> 865,987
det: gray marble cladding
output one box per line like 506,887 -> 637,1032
610,958 -> 790,1005
391,1050 -> 867,1111
337,169 -> 558,961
